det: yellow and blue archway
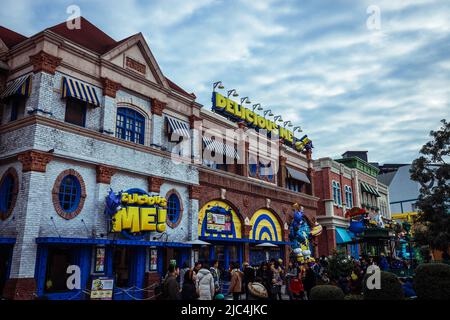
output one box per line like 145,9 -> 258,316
198,200 -> 242,239
249,209 -> 283,242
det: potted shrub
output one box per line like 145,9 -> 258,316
363,271 -> 404,300
309,285 -> 345,300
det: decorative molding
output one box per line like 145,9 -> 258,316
52,169 -> 87,220
150,97 -> 167,116
220,188 -> 226,200
101,77 -> 121,98
96,165 -> 117,184
148,176 -> 164,193
29,50 -> 62,75
0,167 -> 19,220
18,150 -> 53,173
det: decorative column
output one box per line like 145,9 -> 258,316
279,156 -> 287,188
189,115 -> 202,164
188,185 -> 201,241
94,165 -> 117,237
150,98 -> 167,149
27,51 -> 62,116
101,78 -> 121,135
3,150 -> 52,300
243,224 -> 252,263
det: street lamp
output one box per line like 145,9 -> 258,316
252,103 -> 263,111
264,109 -> 274,117
284,121 -> 293,128
274,115 -> 283,123
241,97 -> 252,105
213,81 -> 224,91
227,89 -> 239,98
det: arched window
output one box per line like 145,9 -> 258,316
0,172 -> 16,219
58,175 -> 82,213
332,181 -> 342,206
115,107 -> 145,145
167,193 -> 181,225
345,186 -> 353,208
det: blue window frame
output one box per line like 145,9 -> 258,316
116,107 -> 145,145
0,174 -> 15,213
167,194 -> 181,224
58,175 -> 81,213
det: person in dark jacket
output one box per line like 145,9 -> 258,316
256,263 -> 273,298
163,264 -> 180,300
243,262 -> 255,300
302,263 -> 316,299
181,269 -> 199,300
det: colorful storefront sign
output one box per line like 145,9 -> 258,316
212,91 -> 313,152
90,277 -> 114,300
249,209 -> 283,242
199,200 -> 242,239
105,188 -> 167,240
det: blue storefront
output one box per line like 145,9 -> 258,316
0,238 -> 14,297
34,237 -> 190,300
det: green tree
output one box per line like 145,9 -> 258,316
410,119 -> 450,252
327,250 -> 354,281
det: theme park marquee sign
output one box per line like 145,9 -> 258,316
105,189 -> 167,240
212,92 -> 313,152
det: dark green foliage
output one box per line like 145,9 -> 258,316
414,263 -> 450,299
309,285 -> 345,300
410,119 -> 450,251
363,271 -> 404,300
326,250 -> 354,281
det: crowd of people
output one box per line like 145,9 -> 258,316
159,254 -> 418,300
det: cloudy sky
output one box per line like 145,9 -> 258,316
2,0 -> 449,164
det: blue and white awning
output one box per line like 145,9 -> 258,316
203,136 -> 240,159
166,116 -> 191,138
61,76 -> 100,106
0,74 -> 32,99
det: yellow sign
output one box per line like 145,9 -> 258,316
111,193 -> 167,234
212,92 -> 312,152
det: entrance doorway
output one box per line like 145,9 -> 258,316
0,246 -> 12,297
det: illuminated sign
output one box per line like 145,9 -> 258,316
212,92 -> 313,152
106,188 -> 167,240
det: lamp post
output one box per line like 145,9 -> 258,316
252,104 -> 263,112
213,81 -> 224,91
241,97 -> 252,105
227,89 -> 239,98
264,109 -> 274,117
274,115 -> 283,123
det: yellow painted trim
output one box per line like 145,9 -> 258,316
198,200 -> 242,239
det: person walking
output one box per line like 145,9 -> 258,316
196,263 -> 215,300
229,262 -> 244,300
285,260 -> 298,300
181,269 -> 199,300
243,262 -> 255,300
179,261 -> 190,288
163,264 -> 180,300
210,260 -> 221,295
271,261 -> 283,300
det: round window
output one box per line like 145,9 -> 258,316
0,168 -> 18,220
166,192 -> 183,228
52,170 -> 86,220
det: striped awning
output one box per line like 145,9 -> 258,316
0,74 -> 32,99
166,116 -> 191,138
61,76 -> 100,106
286,166 -> 311,184
203,136 -> 240,159
361,182 -> 381,197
